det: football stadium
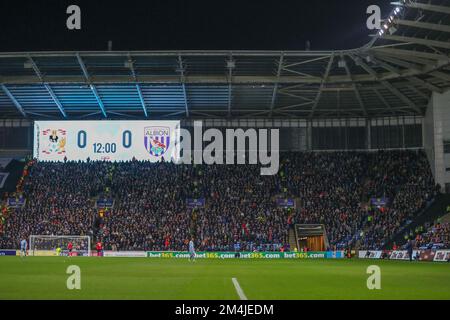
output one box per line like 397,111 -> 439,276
1,0 -> 450,305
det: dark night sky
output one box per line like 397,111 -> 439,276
0,0 -> 392,52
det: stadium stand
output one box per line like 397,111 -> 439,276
0,150 -> 440,251
412,221 -> 450,250
0,1 -> 449,257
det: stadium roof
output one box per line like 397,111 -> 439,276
0,0 -> 449,120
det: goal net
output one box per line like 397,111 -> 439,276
29,235 -> 91,257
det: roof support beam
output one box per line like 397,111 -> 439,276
270,53 -> 284,117
380,81 -> 422,114
407,85 -> 429,100
1,84 -> 27,117
309,53 -> 334,118
283,55 -> 329,69
381,35 -> 450,50
89,85 -> 107,118
25,111 -> 57,119
281,67 -> 314,77
27,56 -> 67,117
278,83 -> 308,92
44,84 -> 67,118
0,49 -> 447,120
239,110 -> 271,118
373,89 -> 395,115
395,19 -> 450,34
375,54 -> 423,71
189,111 -> 221,118
2,71 -> 440,85
76,54 -> 91,80
135,84 -> 148,117
180,84 -> 189,118
0,51 -> 375,59
431,71 -> 450,82
350,53 -> 379,78
27,56 -> 44,81
402,2 -> 450,15
159,110 -> 186,118
409,77 -> 444,94
374,50 -> 443,67
227,54 -> 234,117
371,47 -> 450,62
371,57 -> 401,75
275,101 -> 315,112
75,111 -> 103,119
277,91 -> 314,102
76,54 -> 107,118
107,111 -> 140,118
227,83 -> 232,117
342,54 -> 368,117
127,56 -> 148,117
352,86 -> 368,117
385,55 -> 436,67
177,55 -> 189,117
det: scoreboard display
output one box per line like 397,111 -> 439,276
33,120 -> 180,162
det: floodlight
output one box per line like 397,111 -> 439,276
366,55 -> 374,63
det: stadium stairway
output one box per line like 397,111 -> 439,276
288,226 -> 297,251
385,193 -> 450,248
0,159 -> 26,194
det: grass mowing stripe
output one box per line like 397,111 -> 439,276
232,277 -> 248,300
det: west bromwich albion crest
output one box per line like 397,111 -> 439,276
144,127 -> 170,157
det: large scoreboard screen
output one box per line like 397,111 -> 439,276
33,120 -> 180,162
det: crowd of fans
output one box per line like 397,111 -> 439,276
413,222 -> 450,249
99,162 -> 192,251
0,150 -> 438,252
0,161 -> 102,249
282,152 -> 367,249
359,151 -> 437,249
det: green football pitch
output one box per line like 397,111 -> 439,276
0,257 -> 449,300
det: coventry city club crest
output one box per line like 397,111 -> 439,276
144,127 -> 170,157
42,129 -> 67,155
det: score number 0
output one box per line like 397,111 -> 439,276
77,130 -> 133,154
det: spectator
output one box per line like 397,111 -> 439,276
0,150 -> 437,252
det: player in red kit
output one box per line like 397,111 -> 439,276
96,241 -> 103,257
67,242 -> 73,257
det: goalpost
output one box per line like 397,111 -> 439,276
29,235 -> 91,257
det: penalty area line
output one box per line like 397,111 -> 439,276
231,277 -> 248,300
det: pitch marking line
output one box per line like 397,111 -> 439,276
232,277 -> 248,300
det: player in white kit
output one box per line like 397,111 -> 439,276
189,238 -> 196,262
20,239 -> 27,257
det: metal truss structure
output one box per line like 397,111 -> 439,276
0,0 -> 449,120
